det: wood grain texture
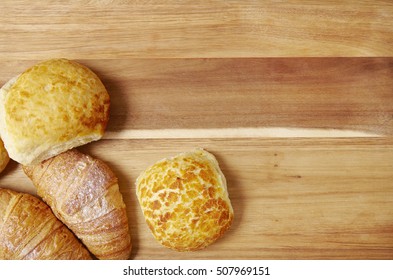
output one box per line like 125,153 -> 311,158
1,138 -> 392,259
0,0 -> 392,260
1,0 -> 393,59
1,58 -> 392,136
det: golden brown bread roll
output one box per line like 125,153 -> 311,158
136,148 -> 234,251
0,138 -> 9,174
0,58 -> 110,165
23,149 -> 131,260
0,188 -> 91,260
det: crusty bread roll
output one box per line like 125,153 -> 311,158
0,138 -> 9,173
0,188 -> 92,259
0,58 -> 110,165
136,148 -> 234,251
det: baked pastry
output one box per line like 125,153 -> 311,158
136,148 -> 234,251
23,149 -> 132,260
0,138 -> 9,173
0,188 -> 92,259
0,58 -> 110,165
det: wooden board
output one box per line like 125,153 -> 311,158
1,0 -> 393,58
0,1 -> 392,260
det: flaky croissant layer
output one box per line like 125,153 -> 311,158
23,149 -> 132,260
0,188 -> 92,260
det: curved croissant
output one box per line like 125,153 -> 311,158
23,149 -> 132,260
0,188 -> 91,259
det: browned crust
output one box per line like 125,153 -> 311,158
23,149 -> 132,260
136,149 -> 233,251
0,188 -> 91,260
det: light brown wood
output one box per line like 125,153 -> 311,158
1,138 -> 392,259
0,0 -> 392,260
1,58 -> 392,136
1,1 -> 393,59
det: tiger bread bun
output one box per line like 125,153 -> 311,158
136,148 -> 234,251
0,138 -> 9,173
0,58 -> 110,165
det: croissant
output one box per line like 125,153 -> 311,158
23,149 -> 132,260
0,188 -> 91,259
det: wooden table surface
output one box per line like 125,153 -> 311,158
0,1 -> 392,260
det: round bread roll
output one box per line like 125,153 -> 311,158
0,58 -> 110,165
0,138 -> 9,173
136,149 -> 234,251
